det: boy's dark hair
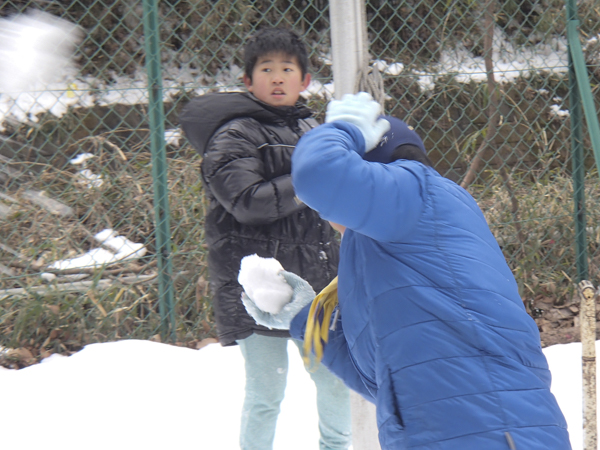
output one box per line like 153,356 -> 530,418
391,144 -> 436,170
243,27 -> 309,81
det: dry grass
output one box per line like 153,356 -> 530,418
477,169 -> 600,309
3,129 -> 599,363
0,138 -> 213,359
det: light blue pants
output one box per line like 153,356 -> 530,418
237,333 -> 352,450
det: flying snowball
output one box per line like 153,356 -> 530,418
0,10 -> 82,94
238,254 -> 293,315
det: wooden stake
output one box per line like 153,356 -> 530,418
578,280 -> 597,450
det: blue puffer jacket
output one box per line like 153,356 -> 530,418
289,121 -> 571,450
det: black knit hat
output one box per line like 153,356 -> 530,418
364,115 -> 426,164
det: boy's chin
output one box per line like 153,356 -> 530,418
256,93 -> 299,107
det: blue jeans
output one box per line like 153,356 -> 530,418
237,333 -> 352,450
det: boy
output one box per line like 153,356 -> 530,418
179,28 -> 351,450
241,93 -> 572,449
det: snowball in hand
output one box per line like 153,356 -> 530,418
0,10 -> 82,94
238,254 -> 293,314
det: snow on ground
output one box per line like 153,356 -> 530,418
0,338 -> 597,450
0,339 -> 318,450
44,228 -> 147,272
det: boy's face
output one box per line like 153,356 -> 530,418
243,52 -> 311,107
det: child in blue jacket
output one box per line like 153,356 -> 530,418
241,93 -> 572,450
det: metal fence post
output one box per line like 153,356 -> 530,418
142,0 -> 176,342
565,0 -> 600,169
328,0 -> 368,99
567,22 -> 588,282
329,1 -> 381,447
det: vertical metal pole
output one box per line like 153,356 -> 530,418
329,1 -> 381,448
142,0 -> 176,342
565,0 -> 600,168
329,0 -> 368,99
566,0 -> 588,282
350,393 -> 380,450
578,280 -> 597,450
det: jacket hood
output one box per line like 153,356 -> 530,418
179,91 -> 313,156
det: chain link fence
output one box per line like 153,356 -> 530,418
1,0 -> 599,362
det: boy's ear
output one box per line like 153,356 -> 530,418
301,73 -> 311,90
243,73 -> 253,90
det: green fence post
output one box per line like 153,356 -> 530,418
143,0 -> 177,342
566,0 -> 600,283
566,1 -> 600,166
566,0 -> 588,282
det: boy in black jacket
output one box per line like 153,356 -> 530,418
180,27 -> 351,450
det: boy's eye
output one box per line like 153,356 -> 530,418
262,68 -> 271,72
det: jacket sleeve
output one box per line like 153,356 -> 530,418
291,121 -> 426,242
290,304 -> 376,402
202,119 -> 306,225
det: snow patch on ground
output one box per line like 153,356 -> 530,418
46,228 -> 146,271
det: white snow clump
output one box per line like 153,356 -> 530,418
238,254 -> 293,314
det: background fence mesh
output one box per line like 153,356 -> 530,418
1,0 -> 599,361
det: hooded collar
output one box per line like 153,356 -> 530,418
179,91 -> 312,155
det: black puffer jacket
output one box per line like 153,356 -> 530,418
180,92 -> 339,346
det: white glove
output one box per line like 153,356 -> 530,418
241,270 -> 316,330
325,92 -> 391,152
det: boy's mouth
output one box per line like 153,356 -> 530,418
272,89 -> 285,96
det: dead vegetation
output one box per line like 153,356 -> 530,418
2,0 -> 600,367
0,134 -> 215,365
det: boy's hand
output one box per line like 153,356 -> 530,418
241,270 -> 316,330
325,92 -> 390,152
